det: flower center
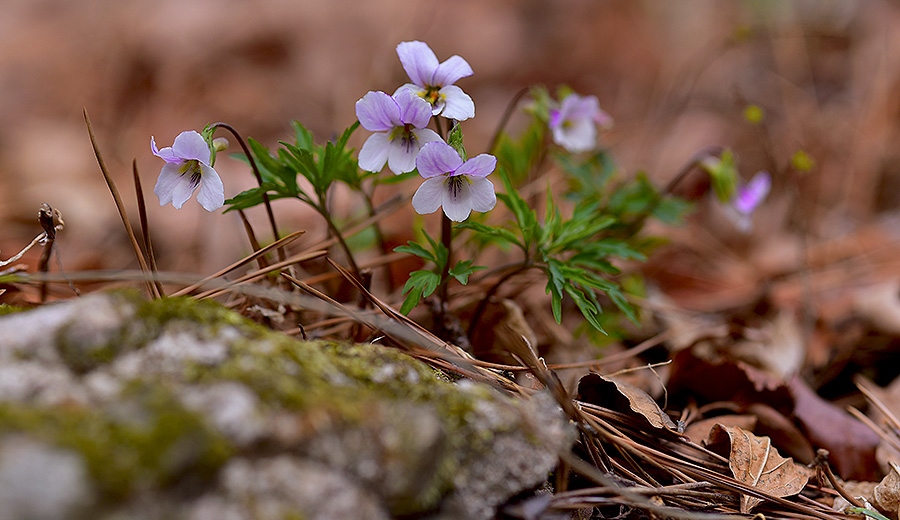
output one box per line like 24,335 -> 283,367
389,124 -> 417,152
421,86 -> 443,106
179,160 -> 203,189
446,174 -> 471,199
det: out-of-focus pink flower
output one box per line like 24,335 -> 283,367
549,93 -> 613,153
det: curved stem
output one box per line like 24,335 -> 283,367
211,122 -> 285,262
315,203 -> 362,282
488,86 -> 531,154
466,262 -> 533,338
437,213 -> 453,327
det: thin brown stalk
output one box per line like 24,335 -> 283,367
210,122 -> 285,263
236,209 -> 268,270
193,249 -> 326,300
83,108 -> 156,298
170,230 -> 304,297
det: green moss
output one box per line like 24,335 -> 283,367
0,383 -> 232,503
0,304 -> 26,315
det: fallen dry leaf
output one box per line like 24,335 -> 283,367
576,373 -> 677,431
685,415 -> 757,446
789,376 -> 881,481
874,462 -> 900,518
707,424 -> 810,513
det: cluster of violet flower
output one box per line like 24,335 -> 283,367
148,40 -> 770,231
354,41 -> 497,222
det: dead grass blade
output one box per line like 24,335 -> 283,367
192,248 -> 326,300
83,108 -> 156,298
132,160 -> 164,298
170,230 -> 305,297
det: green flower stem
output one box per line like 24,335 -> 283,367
210,122 -> 285,263
314,203 -> 362,283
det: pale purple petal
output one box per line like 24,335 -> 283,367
733,171 -> 771,215
387,138 -> 419,174
150,137 -> 180,163
358,132 -> 391,172
154,164 -> 183,206
394,88 -> 432,129
468,177 -> 497,213
416,142 -> 463,178
594,108 -> 614,129
442,179 -> 474,222
411,177 -> 445,215
397,41 -> 439,88
455,154 -> 497,178
411,128 -> 442,147
552,116 -> 597,153
196,164 -> 225,211
171,131 -> 211,164
438,85 -> 475,121
356,91 -> 401,132
432,55 -> 473,86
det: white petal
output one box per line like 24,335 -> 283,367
358,133 -> 390,172
553,118 -> 596,153
442,179 -> 473,222
412,128 -> 442,147
387,138 -> 418,174
468,177 -> 496,213
411,177 -> 445,215
439,85 -> 474,121
196,164 -> 225,211
153,164 -> 184,206
170,174 -> 197,209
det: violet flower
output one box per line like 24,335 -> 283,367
730,171 -> 771,231
395,40 -> 475,121
152,130 -> 224,211
549,93 -> 613,153
412,142 -> 496,222
356,88 -> 442,174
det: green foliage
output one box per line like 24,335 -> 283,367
468,110 -> 691,333
447,122 -> 466,161
224,121 -> 363,212
394,235 -> 486,314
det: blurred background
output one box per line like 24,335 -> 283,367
2,0 -> 899,313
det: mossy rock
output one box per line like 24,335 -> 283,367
0,292 -> 573,520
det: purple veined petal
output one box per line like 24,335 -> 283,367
196,164 -> 225,211
171,131 -> 211,164
356,91 -> 401,132
397,41 -> 439,88
154,164 -> 183,206
358,132 -> 391,173
170,171 -> 199,209
468,176 -> 497,213
387,137 -> 419,174
441,178 -> 474,222
455,154 -> 497,179
394,83 -> 426,98
733,171 -> 771,214
394,88 -> 432,129
432,55 -> 473,86
411,128 -> 442,148
151,137 -> 180,163
411,176 -> 445,215
416,141 -> 463,178
438,85 -> 475,121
